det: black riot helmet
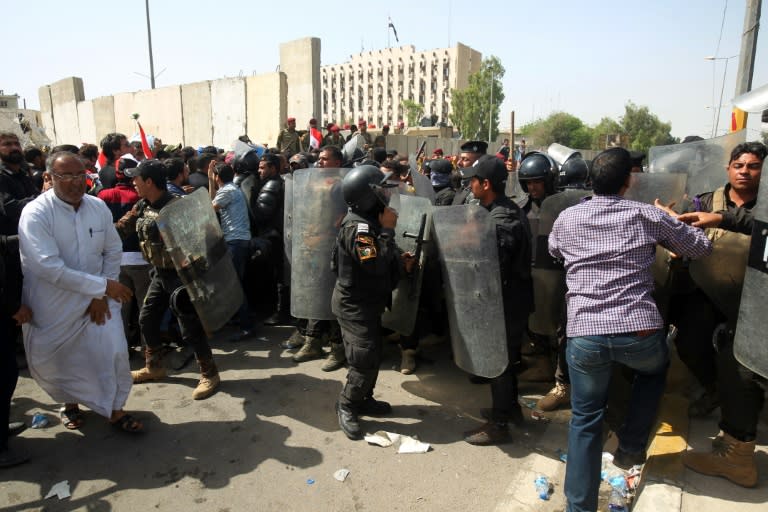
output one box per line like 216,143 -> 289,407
232,140 -> 264,175
558,156 -> 589,189
342,165 -> 397,214
518,151 -> 558,194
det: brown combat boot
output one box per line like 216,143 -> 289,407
536,382 -> 570,411
292,335 -> 325,363
321,342 -> 346,372
683,432 -> 758,487
192,357 -> 220,400
131,347 -> 167,383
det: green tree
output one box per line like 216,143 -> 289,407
520,112 -> 593,149
620,102 -> 678,154
401,99 -> 424,127
591,116 -> 624,149
450,56 -> 505,141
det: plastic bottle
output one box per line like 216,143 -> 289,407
607,474 -> 628,512
31,412 -> 49,429
534,475 -> 551,500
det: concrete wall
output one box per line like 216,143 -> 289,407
181,81 -> 212,147
280,37 -> 321,124
38,85 -> 55,143
49,77 -> 84,146
92,96 -> 116,140
76,100 -> 96,144
246,72 -> 287,146
211,78 -> 246,149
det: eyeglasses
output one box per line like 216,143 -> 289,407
51,172 -> 87,182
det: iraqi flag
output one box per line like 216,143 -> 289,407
388,17 -> 399,43
309,127 -> 323,149
137,121 -> 154,159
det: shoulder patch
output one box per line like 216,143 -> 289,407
357,222 -> 369,234
355,232 -> 377,261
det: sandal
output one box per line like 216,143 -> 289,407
61,407 -> 84,430
110,413 -> 144,434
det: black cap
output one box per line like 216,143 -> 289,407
460,140 -> 488,154
460,154 -> 507,185
124,158 -> 167,184
386,149 -> 398,157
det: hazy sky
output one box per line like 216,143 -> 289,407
4,0 -> 766,140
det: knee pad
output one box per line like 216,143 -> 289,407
169,286 -> 196,319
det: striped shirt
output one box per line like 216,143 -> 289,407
549,195 -> 712,337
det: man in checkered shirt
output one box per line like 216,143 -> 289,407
549,147 -> 712,512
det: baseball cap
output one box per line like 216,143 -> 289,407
460,154 -> 507,185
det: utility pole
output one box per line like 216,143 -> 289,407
145,0 -> 156,89
488,71 -> 494,145
510,110 -> 515,155
733,0 -> 761,129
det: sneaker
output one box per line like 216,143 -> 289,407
612,447 -> 646,470
463,422 -> 512,445
536,382 -> 570,411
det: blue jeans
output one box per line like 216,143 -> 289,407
227,240 -> 253,331
564,330 -> 668,512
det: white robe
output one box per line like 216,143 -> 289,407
19,190 -> 132,418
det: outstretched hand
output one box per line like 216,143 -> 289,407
676,211 -> 723,229
653,198 -> 677,217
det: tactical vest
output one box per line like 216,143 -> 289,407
136,198 -> 178,269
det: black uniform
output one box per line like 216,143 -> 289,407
434,185 -> 456,206
251,175 -> 287,322
485,195 -> 534,422
331,211 -> 402,410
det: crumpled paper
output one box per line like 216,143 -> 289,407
333,468 -> 350,482
45,480 -> 71,500
363,430 -> 430,453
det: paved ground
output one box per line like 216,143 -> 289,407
2,325 -> 767,512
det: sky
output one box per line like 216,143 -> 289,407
3,0 -> 766,141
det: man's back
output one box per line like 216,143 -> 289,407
550,195 -> 711,337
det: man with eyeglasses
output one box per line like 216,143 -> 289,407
18,152 -> 143,434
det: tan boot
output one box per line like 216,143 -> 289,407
400,348 -> 417,375
192,357 -> 220,400
536,382 -> 570,411
292,335 -> 324,363
131,347 -> 167,383
683,432 -> 758,487
321,342 -> 346,372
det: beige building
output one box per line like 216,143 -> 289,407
320,43 -> 482,128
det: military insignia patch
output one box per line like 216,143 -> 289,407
355,234 -> 377,261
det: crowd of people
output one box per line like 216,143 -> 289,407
0,118 -> 766,512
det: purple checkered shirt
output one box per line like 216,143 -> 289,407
549,195 -> 712,338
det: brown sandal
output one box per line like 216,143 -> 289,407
61,407 -> 84,430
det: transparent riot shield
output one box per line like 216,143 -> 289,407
282,173 -> 293,283
624,173 -> 688,206
528,190 -> 591,337
648,130 -> 746,197
381,195 -> 432,335
410,170 -> 436,204
689,231 -> 750,322
290,168 -> 348,320
432,205 -> 507,378
156,188 -> 244,335
547,143 -> 581,167
505,171 -> 529,208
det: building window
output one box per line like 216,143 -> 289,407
0,101 -> 7,108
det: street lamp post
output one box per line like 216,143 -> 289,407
145,0 -> 156,89
704,54 -> 738,137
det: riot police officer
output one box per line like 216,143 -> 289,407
452,141 -> 488,205
427,159 -> 456,206
332,165 -> 414,440
117,160 -> 220,400
517,151 -> 559,214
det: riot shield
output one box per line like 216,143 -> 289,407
624,172 -> 688,206
381,195 -> 432,335
342,135 -> 365,164
156,188 -> 244,336
410,170 -> 436,204
734,162 -> 768,377
528,190 -> 591,337
290,168 -> 348,320
505,171 -> 529,208
282,173 -> 293,283
648,131 -> 746,197
431,205 -> 507,378
547,143 -> 581,167
689,231 -> 750,322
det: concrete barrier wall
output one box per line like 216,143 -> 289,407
181,81 -> 212,147
76,100 -> 96,144
92,96 -> 116,140
210,78 -> 246,149
37,85 -> 56,143
246,72 -> 287,147
49,77 -> 84,146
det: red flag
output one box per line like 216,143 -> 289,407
309,127 -> 323,149
138,121 -> 154,159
